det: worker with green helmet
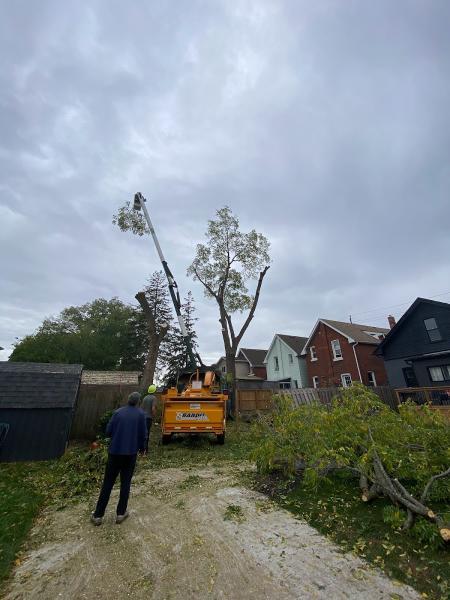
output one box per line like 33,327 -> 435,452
141,384 -> 157,454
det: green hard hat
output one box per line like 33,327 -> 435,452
148,384 -> 157,394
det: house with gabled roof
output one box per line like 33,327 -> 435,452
301,319 -> 389,389
264,334 -> 309,389
375,297 -> 450,388
215,348 -> 267,381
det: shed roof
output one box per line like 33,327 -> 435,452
81,370 -> 141,385
0,362 -> 82,409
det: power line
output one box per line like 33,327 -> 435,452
350,290 -> 450,320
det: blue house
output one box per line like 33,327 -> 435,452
375,297 -> 450,388
264,334 -> 308,389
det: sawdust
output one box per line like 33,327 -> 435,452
3,465 -> 420,600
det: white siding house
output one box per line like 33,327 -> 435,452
264,334 -> 309,389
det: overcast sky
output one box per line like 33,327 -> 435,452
1,0 -> 450,363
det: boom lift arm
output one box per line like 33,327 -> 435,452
133,192 -> 199,371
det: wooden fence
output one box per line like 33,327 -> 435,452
237,385 -> 399,414
395,386 -> 450,420
70,384 -> 139,440
289,386 -> 399,410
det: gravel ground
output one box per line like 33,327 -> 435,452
3,465 -> 420,600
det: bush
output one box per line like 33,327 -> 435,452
97,409 -> 115,439
251,385 -> 450,540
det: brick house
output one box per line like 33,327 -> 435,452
301,319 -> 389,388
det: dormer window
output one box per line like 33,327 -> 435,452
424,318 -> 442,342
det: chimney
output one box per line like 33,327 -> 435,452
388,315 -> 396,329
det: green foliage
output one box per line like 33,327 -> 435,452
30,443 -> 109,504
187,206 -> 270,313
158,291 -> 198,384
0,464 -> 44,583
112,200 -> 149,236
252,385 -> 450,504
10,298 -> 147,370
408,519 -> 445,551
382,505 -> 405,530
97,409 -> 115,438
223,504 -> 245,523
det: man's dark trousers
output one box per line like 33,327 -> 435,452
145,417 -> 152,452
94,454 -> 137,517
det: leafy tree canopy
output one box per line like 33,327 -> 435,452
9,298 -> 146,370
188,206 -> 270,313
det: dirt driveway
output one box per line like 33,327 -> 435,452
4,464 -> 419,600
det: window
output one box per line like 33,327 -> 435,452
279,382 -> 291,390
428,365 -> 450,382
312,376 -> 319,389
331,339 -> 342,360
274,356 -> 279,371
367,371 -> 377,387
403,367 -> 418,388
221,366 -> 226,373
288,353 -> 293,364
310,346 -> 317,361
424,318 -> 442,342
341,373 -> 352,388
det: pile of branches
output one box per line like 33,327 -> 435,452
252,385 -> 450,541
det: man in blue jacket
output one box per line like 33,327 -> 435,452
91,392 -> 146,525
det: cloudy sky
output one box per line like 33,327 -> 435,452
1,0 -> 450,363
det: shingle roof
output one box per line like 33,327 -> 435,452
278,335 -> 309,355
0,362 -> 82,409
81,370 -> 141,385
321,319 -> 389,345
239,349 -> 268,367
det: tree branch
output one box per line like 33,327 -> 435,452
192,267 -> 219,300
235,266 -> 270,347
421,467 -> 450,504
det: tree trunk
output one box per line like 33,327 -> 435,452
141,336 -> 158,390
135,291 -> 168,392
225,352 -> 237,417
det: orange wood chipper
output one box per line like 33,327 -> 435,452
161,370 -> 227,444
132,192 -> 228,444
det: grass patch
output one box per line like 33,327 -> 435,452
223,504 -> 245,523
0,443 -> 108,586
260,472 -> 450,599
178,475 -> 202,490
142,421 -> 253,471
0,464 -> 45,584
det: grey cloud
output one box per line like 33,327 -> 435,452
1,0 -> 450,362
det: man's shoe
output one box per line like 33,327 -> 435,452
90,512 -> 103,526
115,511 -> 129,524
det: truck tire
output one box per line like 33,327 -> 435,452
216,433 -> 225,445
161,434 -> 171,445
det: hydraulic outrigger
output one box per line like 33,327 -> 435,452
133,193 -> 227,444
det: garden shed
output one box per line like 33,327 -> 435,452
0,361 -> 83,462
